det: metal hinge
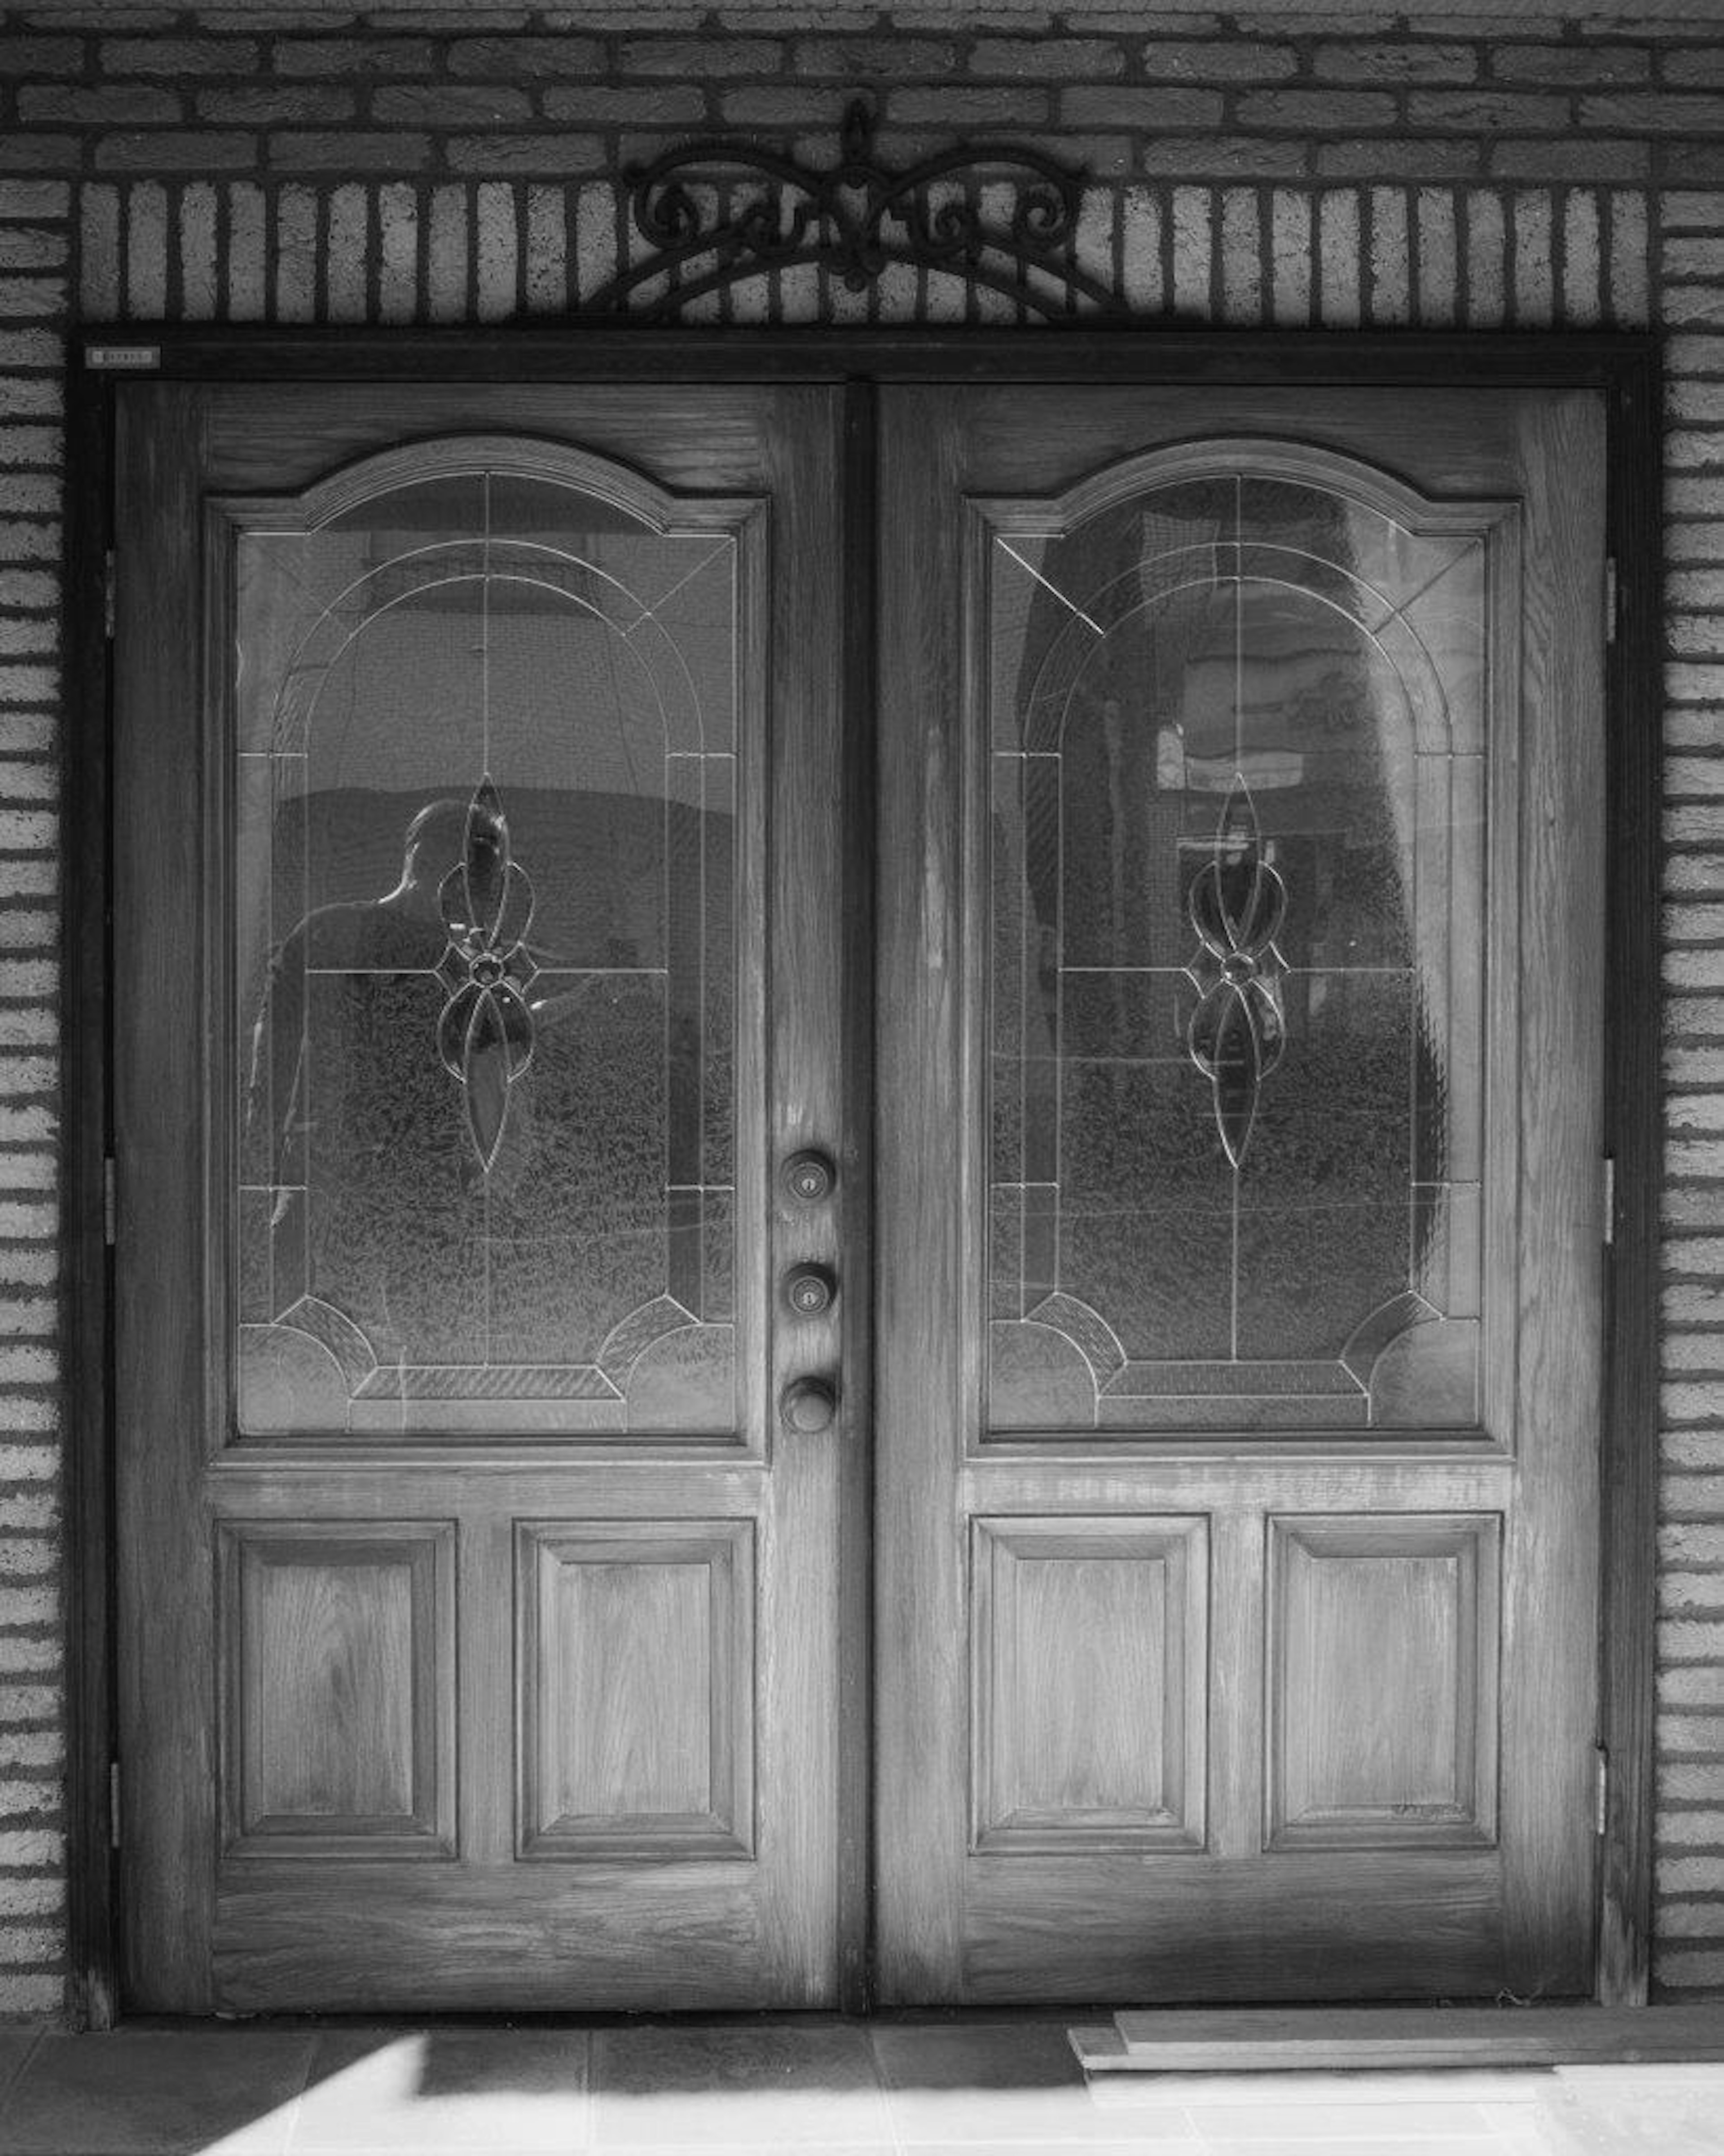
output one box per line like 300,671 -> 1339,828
1602,1155 -> 1616,1248
1595,1745 -> 1610,1836
1604,556 -> 1618,646
103,551 -> 115,641
103,1156 -> 116,1247
109,1759 -> 120,1850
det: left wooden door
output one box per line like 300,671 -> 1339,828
111,382 -> 851,2011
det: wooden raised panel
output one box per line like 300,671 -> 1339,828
218,1521 -> 455,1860
971,1516 -> 1207,1853
1266,1513 -> 1500,1852
516,1520 -> 754,1861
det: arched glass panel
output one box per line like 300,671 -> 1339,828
230,445 -> 752,1435
985,454 -> 1508,1433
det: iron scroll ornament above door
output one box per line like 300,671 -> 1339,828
587,98 -> 1124,322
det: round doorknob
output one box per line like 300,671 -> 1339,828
780,1376 -> 837,1433
783,1150 -> 836,1205
783,1263 -> 837,1317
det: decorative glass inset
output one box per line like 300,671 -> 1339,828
231,442 -> 752,1436
985,451 -> 1508,1434
1184,780 -> 1289,1168
435,778 -> 538,1173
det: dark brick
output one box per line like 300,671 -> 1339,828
1312,41 -> 1478,83
444,133 -> 607,174
275,38 -> 435,77
1493,43 -> 1652,84
1488,136 -> 1653,179
99,38 -> 259,74
1235,8 -> 1395,26
792,37 -> 961,78
198,88 -> 357,124
1234,89 -> 1397,128
18,84 -> 181,125
93,131 -> 255,170
1136,135 -> 1306,177
447,36 -> 606,75
1315,137 -> 1483,176
969,38 -> 1126,79
373,84 -> 535,123
1667,142 -> 1724,182
0,39 -> 82,73
1139,40 -> 1297,81
0,137 -> 78,174
1665,51 -> 1724,88
0,182 -> 69,219
618,37 -> 780,75
1062,85 -> 1225,128
887,87 -> 1051,125
0,232 -> 64,270
1404,90 -> 1571,128
1581,92 -> 1724,132
721,86 -> 870,126
268,132 -> 432,172
541,86 -> 705,124
1041,132 -> 1133,177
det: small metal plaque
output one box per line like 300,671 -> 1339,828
85,344 -> 162,371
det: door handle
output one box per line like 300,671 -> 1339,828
780,1376 -> 838,1433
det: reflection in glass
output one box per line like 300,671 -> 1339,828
235,459 -> 742,1435
987,464 -> 1493,1432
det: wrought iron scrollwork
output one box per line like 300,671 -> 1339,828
589,97 -> 1120,322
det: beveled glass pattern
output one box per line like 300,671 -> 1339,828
235,458 -> 742,1434
986,463 -> 1491,1432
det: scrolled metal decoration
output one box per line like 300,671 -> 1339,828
589,97 -> 1121,322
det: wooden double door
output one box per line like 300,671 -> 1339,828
112,367 -> 1605,2012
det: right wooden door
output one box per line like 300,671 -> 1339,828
875,384 -> 1607,2003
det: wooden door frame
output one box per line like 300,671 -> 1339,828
62,326 -> 1661,2029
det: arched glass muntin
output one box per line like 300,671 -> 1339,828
980,440 -> 1517,1435
225,436 -> 760,1438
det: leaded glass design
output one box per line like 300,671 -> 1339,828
985,454 -> 1501,1433
233,446 -> 748,1435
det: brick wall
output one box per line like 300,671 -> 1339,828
0,4 -> 1721,2020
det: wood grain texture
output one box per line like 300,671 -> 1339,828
1101,2003 -> 1724,2069
1265,1513 -> 1499,1851
1596,348 -> 1663,2008
114,383 -> 218,2011
877,380 -> 1606,2006
113,381 -> 851,2012
970,1516 -> 1205,1853
220,1522 -> 455,1858
62,354 -> 120,2028
515,1521 -> 753,1860
874,386 -> 972,2001
1499,387 -> 1607,1995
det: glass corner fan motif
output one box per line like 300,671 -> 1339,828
233,455 -> 744,1437
986,462 -> 1497,1433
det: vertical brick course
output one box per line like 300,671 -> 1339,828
0,1 -> 1722,2022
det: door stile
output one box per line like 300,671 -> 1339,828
760,385 -> 850,1997
875,385 -> 971,2001
1499,389 -> 1607,1981
837,379 -> 878,2012
113,383 -> 218,2006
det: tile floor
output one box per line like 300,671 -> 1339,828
0,2018 -> 1720,2156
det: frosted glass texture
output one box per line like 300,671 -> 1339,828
234,460 -> 740,1434
987,465 -> 1493,1433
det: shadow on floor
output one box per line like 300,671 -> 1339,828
0,2015 -> 1721,2156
